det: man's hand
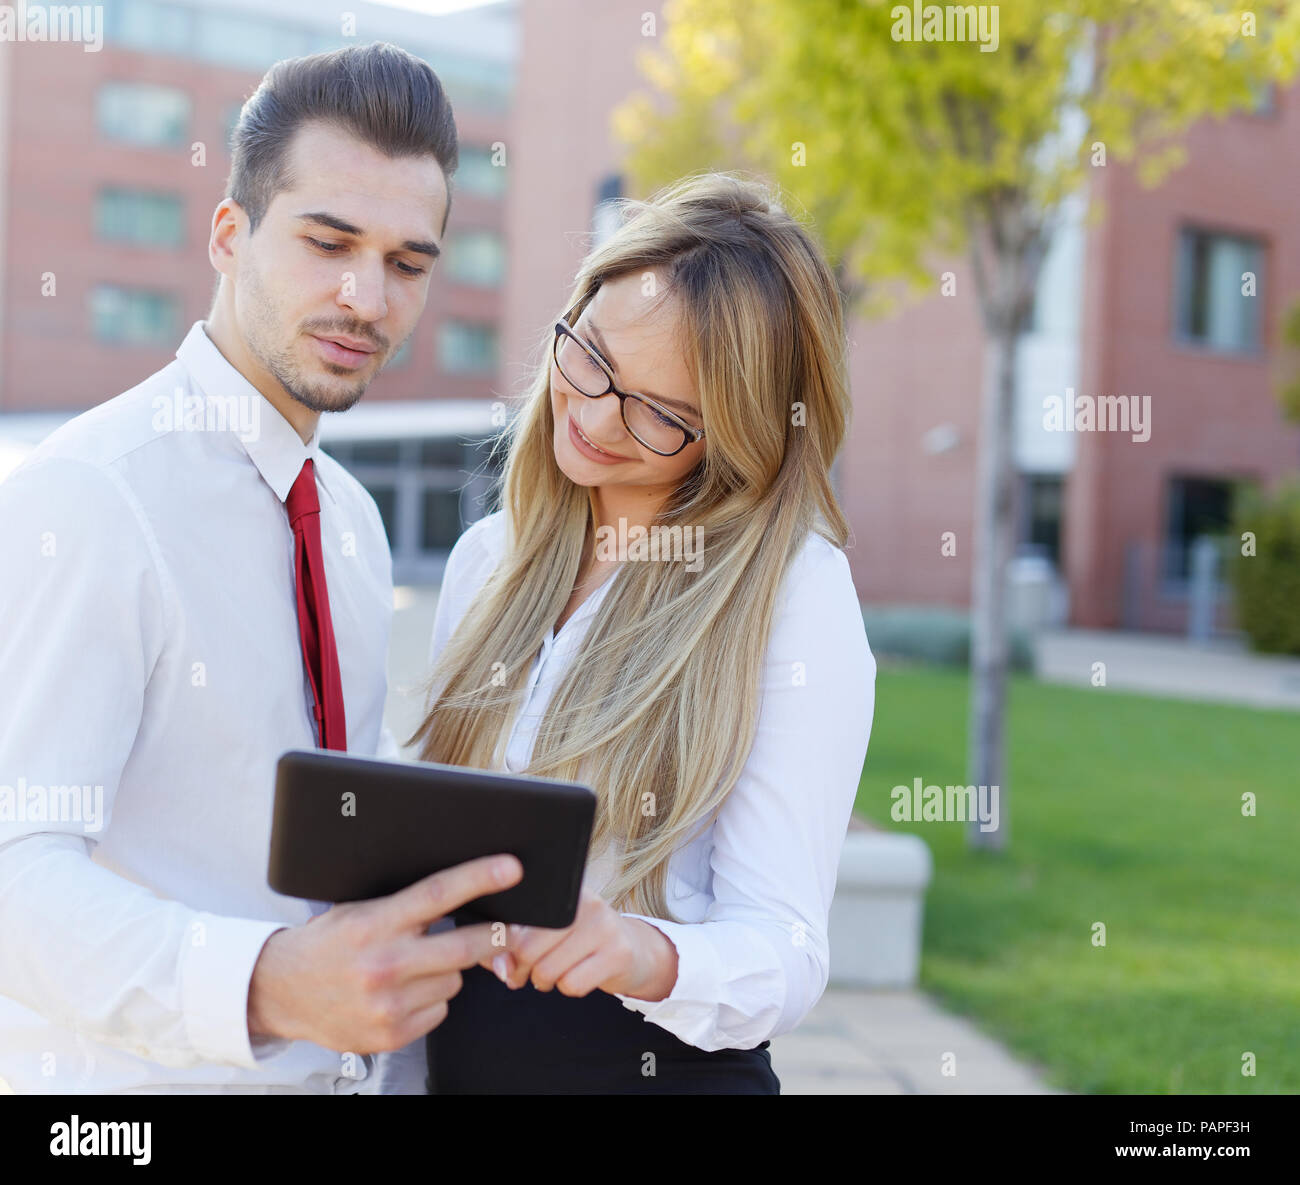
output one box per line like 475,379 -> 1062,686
484,887 -> 679,1002
247,854 -> 523,1054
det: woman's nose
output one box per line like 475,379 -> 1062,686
576,393 -> 627,441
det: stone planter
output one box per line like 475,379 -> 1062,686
827,819 -> 932,988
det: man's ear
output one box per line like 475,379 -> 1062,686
209,198 -> 246,279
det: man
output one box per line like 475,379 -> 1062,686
0,41 -> 519,1094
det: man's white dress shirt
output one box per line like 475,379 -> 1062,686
426,509 -> 877,1053
0,321 -> 402,1093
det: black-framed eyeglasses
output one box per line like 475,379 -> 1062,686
552,309 -> 706,458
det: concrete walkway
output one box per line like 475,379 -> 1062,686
1034,628 -> 1300,711
768,988 -> 1063,1094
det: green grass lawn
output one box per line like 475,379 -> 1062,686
854,664 -> 1300,1094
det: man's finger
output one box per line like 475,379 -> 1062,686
385,854 -> 523,931
398,999 -> 451,1047
415,918 -> 519,974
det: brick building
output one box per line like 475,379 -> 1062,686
500,0 -> 1300,632
4,0 -> 1297,623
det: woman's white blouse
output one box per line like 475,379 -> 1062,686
427,510 -> 876,1052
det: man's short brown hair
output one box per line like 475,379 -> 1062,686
227,40 -> 459,237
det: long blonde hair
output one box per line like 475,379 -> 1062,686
408,172 -> 852,920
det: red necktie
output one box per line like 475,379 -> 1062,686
285,458 -> 348,751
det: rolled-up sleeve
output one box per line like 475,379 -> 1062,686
0,458 -> 288,1070
614,541 -> 876,1051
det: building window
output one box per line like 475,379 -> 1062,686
95,188 -> 185,248
194,10 -> 311,72
1017,474 -> 1063,567
369,484 -> 400,545
351,441 -> 402,465
438,322 -> 498,375
1162,476 -> 1236,584
421,488 -> 465,552
456,145 -> 507,199
1024,195 -> 1085,338
424,53 -> 512,113
97,81 -> 191,149
90,285 -> 181,347
444,230 -> 505,287
320,435 -> 503,581
419,437 -> 467,467
1173,227 -> 1263,353
592,173 -> 623,248
107,0 -> 193,55
105,1 -> 335,71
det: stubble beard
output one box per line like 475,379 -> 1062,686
242,266 -> 375,415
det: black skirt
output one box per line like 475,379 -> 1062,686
426,964 -> 781,1095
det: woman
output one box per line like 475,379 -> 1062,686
408,172 -> 876,1094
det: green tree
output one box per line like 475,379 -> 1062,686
1277,300 -> 1300,422
614,0 -> 1300,849
1230,480 -> 1300,655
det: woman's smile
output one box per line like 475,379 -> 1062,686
567,411 -> 628,464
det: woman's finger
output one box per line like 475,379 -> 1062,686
553,951 -> 618,998
529,925 -> 605,992
504,925 -> 570,988
489,949 -> 516,984
503,890 -> 608,988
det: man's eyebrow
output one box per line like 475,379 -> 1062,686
295,211 -> 441,259
585,320 -> 700,418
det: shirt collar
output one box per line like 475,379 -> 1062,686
551,564 -> 623,644
175,320 -> 331,505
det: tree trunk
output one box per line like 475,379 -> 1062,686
967,318 -> 1019,850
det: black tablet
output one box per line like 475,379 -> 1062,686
267,749 -> 597,928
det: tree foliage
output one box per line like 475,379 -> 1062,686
615,0 -> 1300,320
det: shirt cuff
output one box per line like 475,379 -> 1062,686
179,915 -> 293,1069
613,914 -> 722,1021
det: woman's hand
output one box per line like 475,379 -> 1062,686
481,888 -> 679,1001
